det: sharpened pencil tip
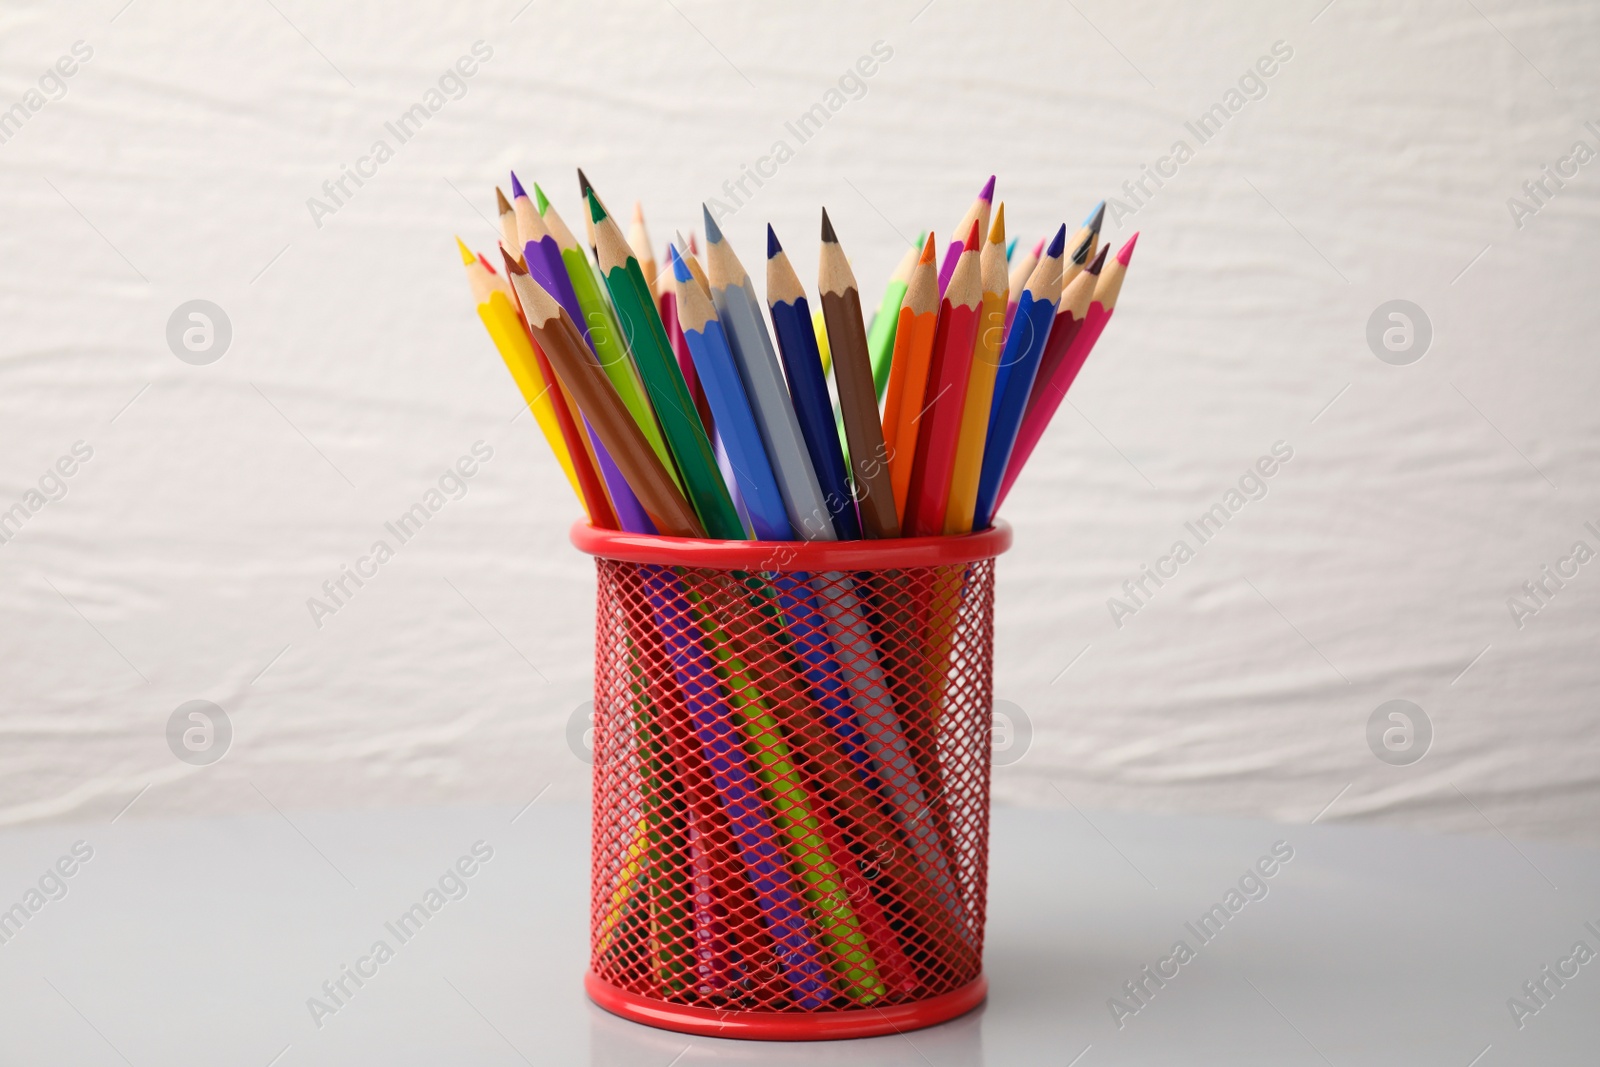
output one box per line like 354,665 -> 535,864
576,167 -> 593,197
532,182 -> 550,214
918,232 -> 937,263
1031,237 -> 1046,257
820,207 -> 837,244
585,188 -> 606,223
989,203 -> 1006,244
495,187 -> 512,215
477,253 -> 497,274
1046,223 -> 1067,259
701,205 -> 723,244
499,247 -> 528,275
1117,232 -> 1139,265
632,200 -> 644,224
669,244 -> 692,282
963,218 -> 981,251
978,174 -> 996,202
455,236 -> 475,266
1085,200 -> 1107,232
509,171 -> 527,201
766,223 -> 782,258
1072,231 -> 1093,265
1087,244 -> 1110,275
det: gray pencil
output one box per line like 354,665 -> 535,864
702,206 -> 835,542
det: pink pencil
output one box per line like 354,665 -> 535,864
996,233 -> 1137,509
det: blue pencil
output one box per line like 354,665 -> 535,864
764,226 -> 862,541
973,224 -> 1068,529
670,248 -> 792,541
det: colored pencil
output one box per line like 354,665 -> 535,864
588,188 -> 744,539
526,178 -> 682,496
1059,201 -> 1106,295
495,187 -> 522,267
508,178 -> 648,532
458,238 -> 585,513
971,224 -> 1066,530
943,206 -> 1010,535
765,225 -> 861,541
997,235 -> 1133,509
902,219 -> 982,538
938,175 -> 994,294
628,201 -> 657,293
640,567 -> 834,1007
1004,237 -> 1044,332
866,237 -> 921,401
818,209 -> 899,539
657,244 -> 714,436
671,247 -> 792,541
880,234 -> 939,521
496,250 -> 620,532
702,207 -> 834,542
505,260 -> 704,537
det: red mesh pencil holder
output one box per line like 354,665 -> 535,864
571,521 -> 1011,1041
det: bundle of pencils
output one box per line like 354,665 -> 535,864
459,172 -> 1139,1006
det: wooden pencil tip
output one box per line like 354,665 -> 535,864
701,204 -> 723,244
1046,223 -> 1067,258
1031,237 -> 1046,257
632,200 -> 644,224
499,246 -> 528,275
532,182 -> 550,214
766,223 -> 782,258
988,203 -> 1006,244
495,186 -> 512,215
509,171 -> 527,200
963,218 -> 981,251
1087,244 -> 1111,275
1071,230 -> 1094,265
477,253 -> 497,274
820,208 -> 838,244
668,244 -> 691,281
1117,232 -> 1140,265
1087,200 -> 1107,234
576,167 -> 593,197
918,232 -> 937,263
978,174 -> 996,201
586,188 -> 606,223
455,236 -> 476,266
688,232 -> 699,254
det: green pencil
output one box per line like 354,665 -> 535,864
533,183 -> 683,495
587,189 -> 744,539
866,234 -> 923,402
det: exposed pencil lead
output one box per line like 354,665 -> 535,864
989,203 -> 1006,243
1071,231 -> 1093,265
701,204 -> 723,244
576,167 -> 593,197
1046,223 -> 1067,258
509,171 -> 527,200
1085,200 -> 1107,232
820,207 -> 837,244
963,218 -> 981,251
455,236 -> 475,266
1086,244 -> 1110,275
669,244 -> 692,282
499,247 -> 528,276
1032,237 -> 1046,257
1117,232 -> 1140,265
918,232 -> 937,263
494,187 -> 512,215
978,175 -> 996,202
766,223 -> 782,258
477,253 -> 497,274
585,188 -> 607,223
532,182 -> 550,214
631,200 -> 644,224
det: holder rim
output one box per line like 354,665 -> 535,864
570,520 -> 1012,571
584,971 -> 987,1041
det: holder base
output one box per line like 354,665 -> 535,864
584,971 -> 987,1041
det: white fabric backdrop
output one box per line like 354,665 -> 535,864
2,0 -> 1596,841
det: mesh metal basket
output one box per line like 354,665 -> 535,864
572,521 -> 1011,1040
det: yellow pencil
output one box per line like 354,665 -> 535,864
944,205 -> 1009,534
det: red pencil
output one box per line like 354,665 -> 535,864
902,219 -> 982,538
997,234 -> 1136,508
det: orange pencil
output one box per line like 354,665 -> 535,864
943,206 -> 1009,534
880,233 -> 939,520
903,219 -> 982,538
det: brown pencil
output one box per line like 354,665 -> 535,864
504,256 -> 704,538
818,209 -> 899,539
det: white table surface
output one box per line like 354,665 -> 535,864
1,803 -> 1595,1065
